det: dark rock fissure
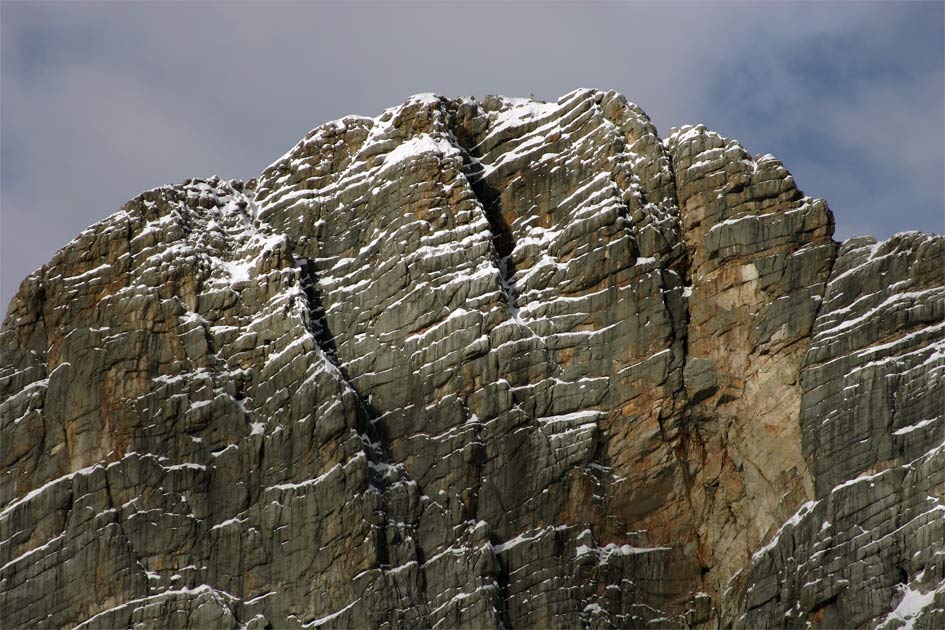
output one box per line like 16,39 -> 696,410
298,255 -> 397,562
296,252 -> 438,622
297,258 -> 339,366
469,175 -> 520,317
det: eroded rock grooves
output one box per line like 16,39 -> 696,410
1,90 -> 942,629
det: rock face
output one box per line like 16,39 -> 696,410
739,233 -> 945,630
0,89 -> 942,629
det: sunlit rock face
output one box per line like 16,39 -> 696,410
1,90 -> 942,629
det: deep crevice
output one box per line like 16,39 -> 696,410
296,254 -> 433,624
491,547 -> 514,630
297,258 -> 340,366
656,147 -> 718,613
465,160 -> 519,317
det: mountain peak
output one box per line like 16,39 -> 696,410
2,90 -> 942,629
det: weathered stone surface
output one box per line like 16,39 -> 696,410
665,125 -> 837,624
738,232 -> 945,629
1,90 -> 942,629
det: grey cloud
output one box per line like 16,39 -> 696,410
2,1 -> 942,312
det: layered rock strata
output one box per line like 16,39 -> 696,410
1,90 -> 942,629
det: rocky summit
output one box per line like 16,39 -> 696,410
1,89 -> 943,630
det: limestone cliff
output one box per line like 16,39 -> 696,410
1,90 -> 942,629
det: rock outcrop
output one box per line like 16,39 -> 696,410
1,89 -> 942,629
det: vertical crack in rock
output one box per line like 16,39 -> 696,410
469,174 -> 520,319
295,252 -> 431,620
297,257 -> 340,367
462,133 -> 520,322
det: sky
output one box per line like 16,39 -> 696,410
2,1 -> 943,313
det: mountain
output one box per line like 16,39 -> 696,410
1,89 -> 942,629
